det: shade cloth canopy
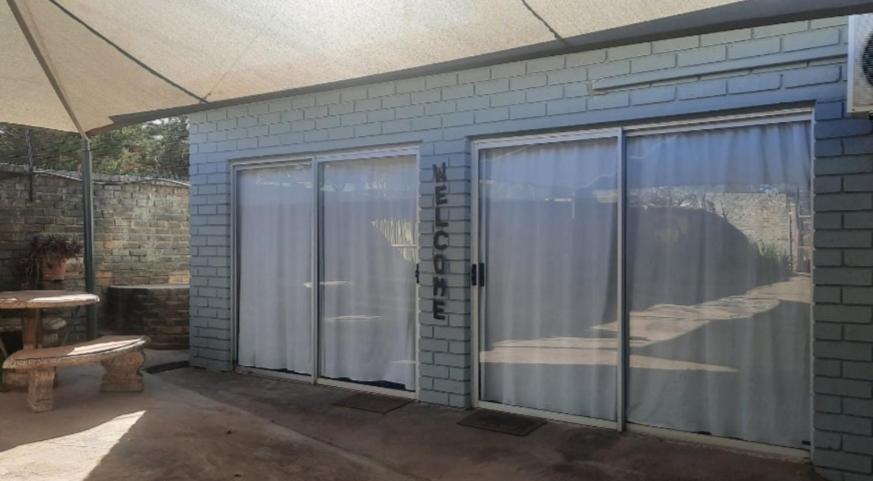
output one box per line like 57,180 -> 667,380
3,0 -> 873,135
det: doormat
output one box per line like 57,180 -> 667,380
458,409 -> 546,436
333,393 -> 412,414
144,361 -> 189,374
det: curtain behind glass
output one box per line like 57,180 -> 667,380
626,122 -> 812,448
320,156 -> 418,391
237,164 -> 313,373
479,138 -> 618,420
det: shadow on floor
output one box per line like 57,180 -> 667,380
157,367 -> 825,481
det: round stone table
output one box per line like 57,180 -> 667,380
0,290 -> 99,388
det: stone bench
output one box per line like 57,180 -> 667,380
2,335 -> 149,412
0,317 -> 69,358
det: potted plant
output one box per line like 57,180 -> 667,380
25,235 -> 82,284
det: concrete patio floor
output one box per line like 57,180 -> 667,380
0,351 -> 824,481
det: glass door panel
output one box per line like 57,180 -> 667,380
319,155 -> 418,391
478,137 -> 619,420
237,163 -> 313,374
625,121 -> 812,448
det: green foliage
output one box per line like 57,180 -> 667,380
0,117 -> 189,179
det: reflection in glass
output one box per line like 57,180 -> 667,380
237,164 -> 313,374
479,138 -> 618,420
626,122 -> 812,448
320,156 -> 418,391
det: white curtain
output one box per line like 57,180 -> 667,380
626,121 -> 812,448
319,156 -> 418,391
237,164 -> 313,374
479,138 -> 618,420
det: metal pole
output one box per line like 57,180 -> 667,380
81,137 -> 97,339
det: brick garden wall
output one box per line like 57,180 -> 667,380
0,164 -> 190,339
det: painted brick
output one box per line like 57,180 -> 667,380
847,251 -> 873,267
652,36 -> 700,53
816,232 -> 871,248
608,43 -> 651,60
843,212 -> 873,229
510,74 -> 547,91
785,66 -> 843,88
631,53 -> 677,73
678,45 -> 727,66
815,449 -> 872,474
588,61 -> 630,79
815,268 -> 872,286
728,37 -> 781,59
631,86 -> 675,105
727,73 -> 781,93
700,29 -> 752,46
845,363 -> 873,381
816,413 -> 873,435
819,121 -> 873,140
783,28 -> 842,52
527,56 -> 565,73
566,49 -> 606,67
677,79 -> 727,99
816,305 -> 873,323
589,92 -> 629,110
754,21 -> 810,38
818,194 -> 873,212
845,175 -> 873,192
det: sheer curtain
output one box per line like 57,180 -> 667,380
626,121 -> 812,448
319,156 -> 418,391
237,163 -> 313,374
479,138 -> 618,420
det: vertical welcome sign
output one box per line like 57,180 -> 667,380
432,162 -> 448,320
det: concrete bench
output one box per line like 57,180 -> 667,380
2,335 -> 149,412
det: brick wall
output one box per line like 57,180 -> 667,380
0,164 -> 190,338
188,16 -> 873,479
812,101 -> 873,480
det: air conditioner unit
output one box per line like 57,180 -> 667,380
848,14 -> 873,116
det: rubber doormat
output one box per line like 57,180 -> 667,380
458,409 -> 546,436
144,361 -> 189,374
333,393 -> 412,414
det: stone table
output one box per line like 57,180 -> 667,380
0,290 -> 99,388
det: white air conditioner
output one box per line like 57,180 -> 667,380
848,14 -> 873,115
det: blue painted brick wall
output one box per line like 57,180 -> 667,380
187,16 -> 873,480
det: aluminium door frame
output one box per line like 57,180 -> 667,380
470,108 -> 814,456
314,144 -> 421,400
230,145 -> 421,401
230,155 -> 315,384
471,127 -> 624,430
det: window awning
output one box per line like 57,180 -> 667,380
3,0 -> 872,135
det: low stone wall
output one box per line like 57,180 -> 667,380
107,284 -> 190,349
0,164 -> 190,339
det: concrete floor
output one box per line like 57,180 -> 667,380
0,351 -> 824,481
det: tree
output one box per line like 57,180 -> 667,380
0,116 -> 189,179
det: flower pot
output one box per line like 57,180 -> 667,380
40,255 -> 68,281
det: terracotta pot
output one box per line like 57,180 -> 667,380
40,255 -> 68,281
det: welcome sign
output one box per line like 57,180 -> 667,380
432,162 -> 448,320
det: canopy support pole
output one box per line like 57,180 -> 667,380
8,0 -> 99,339
81,138 -> 97,339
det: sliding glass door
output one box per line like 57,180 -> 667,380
236,162 -> 313,374
476,133 -> 619,421
473,113 -> 812,448
319,155 -> 418,392
625,121 -> 812,448
234,149 -> 418,395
